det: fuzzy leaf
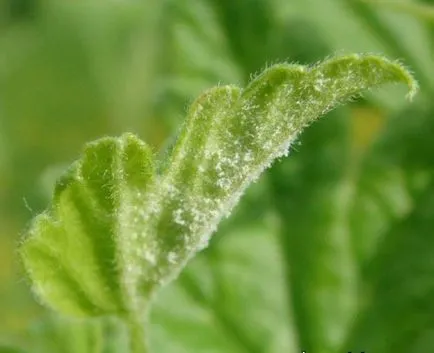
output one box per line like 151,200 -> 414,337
20,133 -> 155,318
20,54 -> 416,334
29,315 -> 104,353
147,54 -> 417,277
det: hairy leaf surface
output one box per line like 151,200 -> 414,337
21,134 -> 155,317
20,54 -> 416,352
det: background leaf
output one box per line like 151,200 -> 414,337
150,221 -> 298,353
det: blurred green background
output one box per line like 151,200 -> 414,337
1,0 -> 434,352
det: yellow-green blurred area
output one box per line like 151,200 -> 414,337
1,0 -> 434,352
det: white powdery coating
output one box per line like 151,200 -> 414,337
23,56 -> 416,318
117,55 -> 417,293
167,252 -> 178,264
164,92 -> 300,256
148,79 -> 304,268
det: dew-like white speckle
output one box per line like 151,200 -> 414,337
143,249 -> 156,265
244,150 -> 254,162
263,141 -> 273,150
167,252 -> 178,264
216,178 -> 232,190
173,208 -> 186,226
112,55 -> 416,293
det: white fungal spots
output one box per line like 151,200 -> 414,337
216,177 -> 232,190
20,55 -> 416,320
143,249 -> 156,266
167,252 -> 177,264
173,208 -> 186,226
264,141 -> 273,150
244,150 -> 254,162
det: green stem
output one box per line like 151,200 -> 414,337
127,316 -> 148,353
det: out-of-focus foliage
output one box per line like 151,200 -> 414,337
1,0 -> 433,352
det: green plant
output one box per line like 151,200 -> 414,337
19,54 -> 417,352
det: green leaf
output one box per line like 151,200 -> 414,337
268,108 -> 355,353
29,315 -> 104,353
360,0 -> 434,23
208,0 -> 277,76
346,185 -> 434,353
150,222 -> 298,353
282,0 -> 433,107
20,54 -> 416,351
154,0 -> 242,135
349,102 -> 434,265
343,0 -> 431,91
21,133 -> 155,318
342,102 -> 434,352
0,347 -> 26,353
